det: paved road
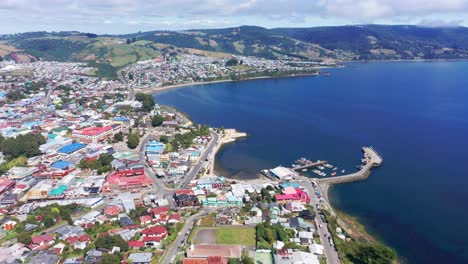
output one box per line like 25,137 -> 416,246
180,131 -> 220,188
160,208 -> 214,264
45,87 -> 55,105
117,69 -> 135,101
300,180 -> 341,264
138,132 -> 175,203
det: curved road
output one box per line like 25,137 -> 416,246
160,208 -> 214,264
180,131 -> 220,188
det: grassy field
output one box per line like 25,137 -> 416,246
0,43 -> 19,57
185,48 -> 232,58
199,215 -> 216,226
216,227 -> 256,246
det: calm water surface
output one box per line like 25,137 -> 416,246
155,62 -> 468,264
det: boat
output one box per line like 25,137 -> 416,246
302,169 -> 307,172
333,167 -> 337,171
331,172 -> 337,176
341,169 -> 346,173
318,166 -> 325,170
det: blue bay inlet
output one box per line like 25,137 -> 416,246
155,61 -> 468,264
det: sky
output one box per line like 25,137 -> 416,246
1,0 -> 467,34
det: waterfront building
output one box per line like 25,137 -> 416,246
269,166 -> 297,180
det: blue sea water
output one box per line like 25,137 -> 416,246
154,61 -> 468,264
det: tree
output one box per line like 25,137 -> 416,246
159,135 -> 169,144
151,115 -> 164,127
113,132 -> 124,142
0,133 -> 45,159
100,253 -> 121,264
260,188 -> 271,201
126,39 -> 131,45
6,89 -> 25,102
135,93 -> 155,112
225,58 -> 239,66
43,215 -> 55,228
240,254 -> 254,264
95,235 -> 129,251
355,244 -> 396,264
17,232 -> 32,245
127,133 -> 140,149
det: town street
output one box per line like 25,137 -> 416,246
179,131 -> 220,188
300,179 -> 341,264
160,208 -> 214,264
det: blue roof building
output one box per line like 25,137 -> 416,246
279,182 -> 300,189
22,121 -> 43,129
58,143 -> 86,154
113,117 -> 129,122
145,141 -> 165,155
51,160 -> 74,170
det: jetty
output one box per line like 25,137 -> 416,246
319,147 -> 382,185
292,160 -> 328,171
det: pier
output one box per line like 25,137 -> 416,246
292,160 -> 328,171
318,147 -> 382,185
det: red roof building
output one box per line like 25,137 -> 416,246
207,256 -> 228,264
168,213 -> 181,223
141,226 -> 168,242
103,172 -> 152,192
0,179 -> 15,195
275,188 -> 310,204
128,240 -> 145,248
29,234 -> 54,250
72,126 -> 113,143
104,205 -> 121,216
151,206 -> 169,218
140,215 -> 152,225
183,259 -> 208,264
174,189 -> 194,195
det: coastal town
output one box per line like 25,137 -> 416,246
122,54 -> 323,89
0,53 -> 388,264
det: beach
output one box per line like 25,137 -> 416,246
137,71 -> 322,95
204,129 -> 247,177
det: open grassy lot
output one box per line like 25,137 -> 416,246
216,227 -> 256,246
199,215 -> 216,226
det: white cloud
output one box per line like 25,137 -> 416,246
0,0 -> 467,33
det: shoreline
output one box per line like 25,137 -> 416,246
205,129 -> 248,176
136,72 -> 321,95
151,67 -> 398,261
135,58 -> 466,96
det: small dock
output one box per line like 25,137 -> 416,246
319,147 -> 382,185
292,160 -> 328,171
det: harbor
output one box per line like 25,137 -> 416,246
261,146 -> 383,184
318,147 -> 382,185
291,159 -> 328,171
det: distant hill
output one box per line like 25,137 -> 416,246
2,25 -> 468,65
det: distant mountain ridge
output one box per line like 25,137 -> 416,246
2,24 -> 468,64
